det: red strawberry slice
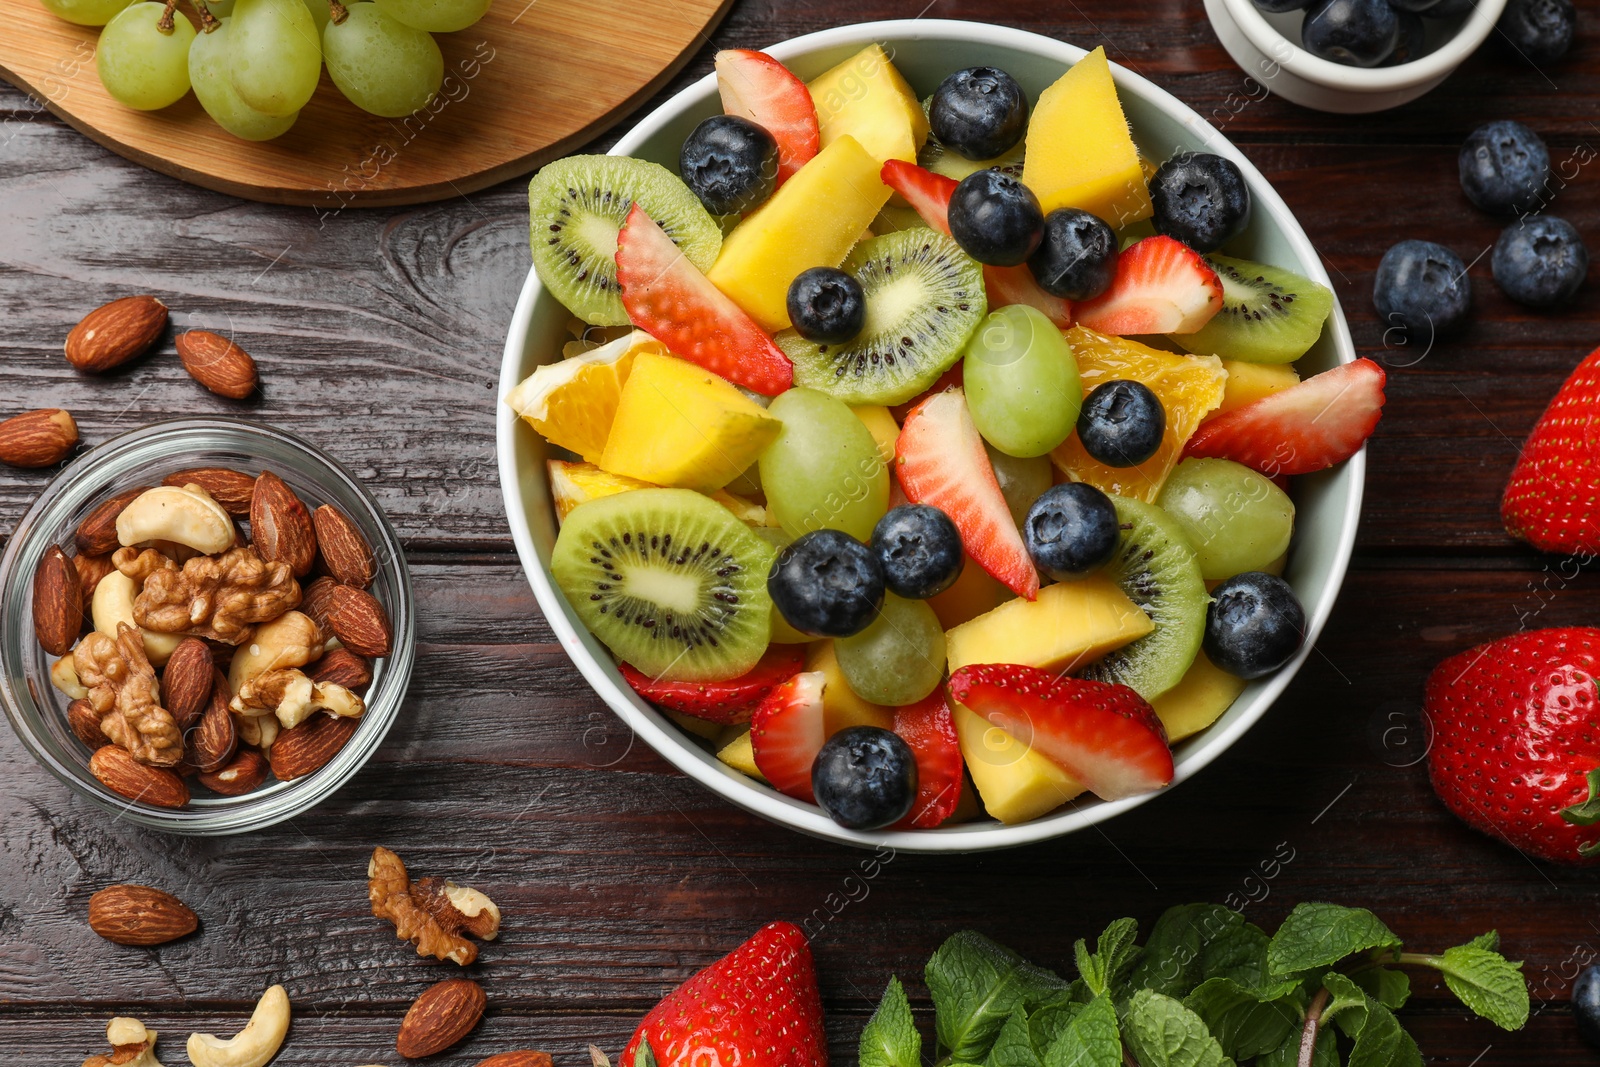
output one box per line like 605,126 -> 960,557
622,920 -> 830,1067
615,204 -> 793,395
896,388 -> 1039,599
889,362 -> 963,424
1503,345 -> 1600,553
1185,358 -> 1386,477
1072,235 -> 1223,335
750,670 -> 827,802
716,50 -> 820,187
948,664 -> 1173,801
892,692 -> 965,829
620,646 -> 806,725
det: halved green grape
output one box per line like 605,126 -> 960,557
323,2 -> 442,117
190,19 -> 298,140
372,0 -> 489,32
41,0 -> 136,26
836,594 -> 947,706
985,443 -> 1052,529
229,0 -> 322,117
97,2 -> 196,110
962,304 -> 1081,458
1156,458 -> 1294,582
759,387 -> 890,544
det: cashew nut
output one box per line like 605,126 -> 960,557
186,984 -> 290,1067
92,571 -> 181,666
228,611 -> 322,694
116,485 -> 234,556
82,1016 -> 165,1067
52,651 -> 89,700
237,712 -> 279,753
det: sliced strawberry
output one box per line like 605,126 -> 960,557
896,388 -> 1039,600
1072,235 -> 1223,335
1185,358 -> 1386,477
892,692 -> 965,829
615,204 -> 793,396
984,264 -> 1073,328
716,50 -> 820,187
620,646 -> 806,725
750,671 -> 827,802
888,362 -> 963,424
948,664 -> 1173,801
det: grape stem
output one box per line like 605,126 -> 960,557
190,0 -> 220,32
329,0 -> 349,24
157,0 -> 178,33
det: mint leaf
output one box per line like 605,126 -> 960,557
1561,769 -> 1600,825
984,1008 -> 1043,1067
1433,945 -> 1530,1030
928,931 -> 1071,1061
1122,988 -> 1234,1067
1258,1026 -> 1337,1067
1346,999 -> 1422,1067
1043,993 -> 1121,1067
1200,923 -> 1301,1000
1132,904 -> 1245,998
860,976 -> 921,1067
1074,918 -> 1140,997
1183,977 -> 1304,1060
1029,999 -> 1085,1051
1466,930 -> 1500,952
1319,971 -> 1374,1035
1352,965 -> 1410,1010
1267,903 -> 1401,977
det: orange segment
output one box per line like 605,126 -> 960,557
548,460 -> 656,522
505,331 -> 665,463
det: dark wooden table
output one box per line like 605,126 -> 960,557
3,2 -> 1598,1063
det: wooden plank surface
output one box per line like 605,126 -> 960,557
2,0 -> 1598,1063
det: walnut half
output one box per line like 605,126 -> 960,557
133,545 -> 301,645
368,846 -> 500,966
231,667 -> 364,731
74,625 -> 181,768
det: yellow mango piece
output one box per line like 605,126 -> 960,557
808,44 -> 929,166
953,704 -> 1085,824
1211,360 -> 1301,420
1050,327 -> 1226,502
505,331 -> 663,463
1151,651 -> 1247,744
716,724 -> 767,781
806,640 -> 894,734
1022,47 -> 1152,227
707,134 -> 892,332
599,352 -> 781,491
667,709 -> 724,741
851,405 -> 900,465
946,575 -> 1153,675
928,557 -> 1012,630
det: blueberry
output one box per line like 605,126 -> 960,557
1301,0 -> 1401,67
1492,215 -> 1589,308
679,114 -> 778,216
1497,0 -> 1576,63
1422,0 -> 1474,14
929,67 -> 1029,161
1373,239 -> 1472,337
1575,965 -> 1600,1049
871,505 -> 964,600
1382,11 -> 1428,63
1077,380 -> 1166,468
768,529 -> 885,638
1253,0 -> 1313,12
811,726 -> 918,830
1149,153 -> 1251,254
1023,483 -> 1120,582
947,169 -> 1045,267
1387,0 -> 1440,13
787,267 -> 867,344
1204,572 -> 1306,680
1459,120 -> 1551,215
1028,208 -> 1119,300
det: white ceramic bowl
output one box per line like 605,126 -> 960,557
498,19 -> 1363,853
1206,0 -> 1506,113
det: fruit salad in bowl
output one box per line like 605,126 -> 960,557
498,19 -> 1376,852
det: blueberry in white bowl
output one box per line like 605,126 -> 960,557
1204,572 -> 1307,679
929,66 -> 1029,161
768,529 -> 885,638
1149,153 -> 1251,254
812,725 -> 918,830
787,266 -> 866,345
1028,208 -> 1118,301
1023,482 -> 1120,582
947,169 -> 1044,266
1077,380 -> 1167,468
871,505 -> 964,600
680,114 -> 779,217
1300,0 -> 1401,67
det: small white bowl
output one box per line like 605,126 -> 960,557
1206,0 -> 1506,113
498,19 -> 1364,853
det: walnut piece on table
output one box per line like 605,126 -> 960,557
368,846 -> 501,966
132,545 -> 301,645
73,625 -> 181,768
231,667 -> 364,730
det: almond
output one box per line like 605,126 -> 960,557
251,471 -> 317,577
0,408 -> 78,468
87,884 -> 198,946
475,1053 -> 553,1067
190,671 -> 237,773
308,647 -> 373,690
76,485 -> 150,555
32,545 -> 83,656
313,504 -> 376,588
65,296 -> 167,373
301,575 -> 339,631
74,552 -> 116,614
397,978 -> 486,1059
197,747 -> 268,795
326,585 -> 392,658
67,698 -> 107,748
163,467 -> 256,516
161,638 -> 214,729
176,330 -> 258,400
89,746 -> 190,808
269,713 -> 359,781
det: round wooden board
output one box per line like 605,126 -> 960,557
0,0 -> 733,207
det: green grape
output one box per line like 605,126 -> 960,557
301,0 -> 329,30
759,387 -> 889,544
202,0 -> 236,14
96,2 -> 196,110
836,594 -> 947,706
190,19 -> 298,140
40,0 -> 136,26
372,0 -> 489,32
985,443 -> 1052,528
963,304 -> 1082,458
324,3 -> 442,117
1156,458 -> 1295,582
230,0 -> 322,117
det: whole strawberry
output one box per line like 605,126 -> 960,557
621,921 -> 829,1067
1503,345 -> 1600,553
1425,627 -> 1600,863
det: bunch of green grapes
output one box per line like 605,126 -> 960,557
43,0 -> 490,139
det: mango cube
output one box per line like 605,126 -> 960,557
808,44 -> 929,165
1150,650 -> 1247,743
1212,360 -> 1301,420
1021,47 -> 1152,227
945,574 -> 1152,676
505,331 -> 661,463
953,705 -> 1084,824
716,725 -> 766,781
806,640 -> 894,735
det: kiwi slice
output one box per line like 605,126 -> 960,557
1082,496 -> 1207,702
529,155 -> 723,327
917,96 -> 1026,183
551,489 -> 774,682
780,228 -> 986,406
1173,254 -> 1334,365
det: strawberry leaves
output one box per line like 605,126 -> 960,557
1560,768 -> 1600,858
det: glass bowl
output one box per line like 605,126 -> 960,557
0,418 -> 415,835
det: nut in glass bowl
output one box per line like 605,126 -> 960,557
0,419 -> 415,834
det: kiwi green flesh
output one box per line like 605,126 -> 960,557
529,155 -> 722,328
1082,496 -> 1207,702
550,488 -> 774,683
782,228 -> 986,406
1173,253 -> 1334,365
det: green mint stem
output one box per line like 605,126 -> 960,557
1297,985 -> 1331,1067
1396,952 -> 1441,968
1123,1049 -> 1141,1067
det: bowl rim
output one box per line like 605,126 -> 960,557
496,17 -> 1365,853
